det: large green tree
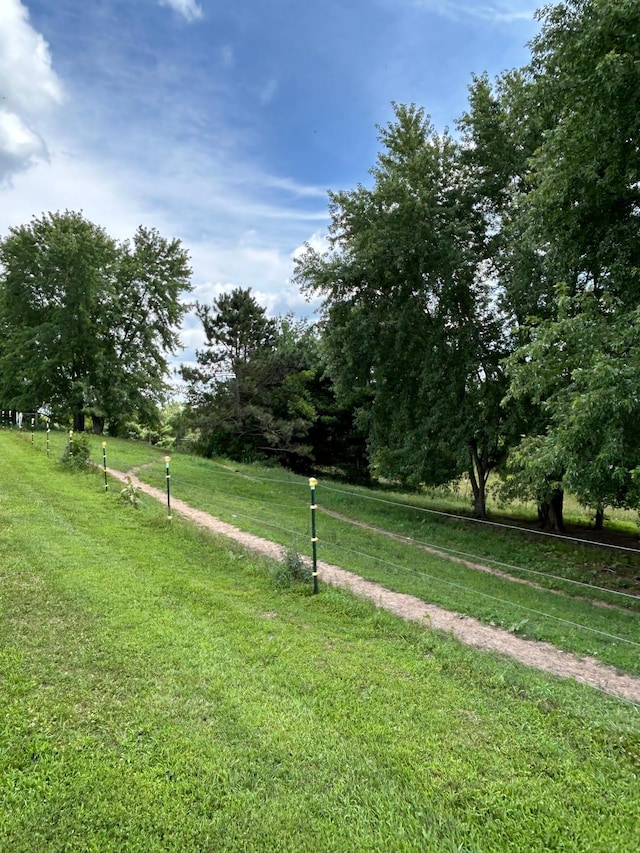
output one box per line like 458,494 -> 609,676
0,211 -> 191,431
295,104 -> 516,516
501,0 -> 640,525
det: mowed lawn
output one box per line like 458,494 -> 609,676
1,434 -> 639,852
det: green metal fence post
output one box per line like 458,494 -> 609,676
165,456 -> 172,520
102,441 -> 108,492
309,477 -> 319,594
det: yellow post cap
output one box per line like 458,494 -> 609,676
309,477 -> 318,487
165,456 -> 171,463
102,441 -> 107,448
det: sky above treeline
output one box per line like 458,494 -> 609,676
0,0 -> 540,364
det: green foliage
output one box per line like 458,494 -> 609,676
496,0 -> 640,519
271,546 -> 312,589
0,212 -> 192,434
60,433 -> 91,471
294,104 -> 516,516
182,288 -> 325,468
119,475 -> 142,508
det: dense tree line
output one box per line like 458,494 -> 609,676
293,0 -> 640,525
2,0 -> 637,529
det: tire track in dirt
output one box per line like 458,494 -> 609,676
108,467 -> 640,704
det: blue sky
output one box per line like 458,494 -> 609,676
0,0 -> 540,367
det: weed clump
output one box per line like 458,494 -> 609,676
271,546 -> 312,589
120,476 -> 142,508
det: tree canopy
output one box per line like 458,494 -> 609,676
294,104 -> 516,515
0,211 -> 192,432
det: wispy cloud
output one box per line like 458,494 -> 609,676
0,0 -> 64,181
412,0 -> 537,25
158,0 -> 204,23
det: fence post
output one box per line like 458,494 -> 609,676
165,456 -> 172,520
309,477 -> 319,594
68,429 -> 73,458
46,425 -> 50,457
31,417 -> 35,445
102,441 -> 108,492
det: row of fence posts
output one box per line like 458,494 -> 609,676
9,419 -> 321,595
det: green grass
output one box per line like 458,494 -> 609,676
104,450 -> 640,676
1,433 -> 639,851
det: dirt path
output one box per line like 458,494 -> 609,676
109,468 -> 640,704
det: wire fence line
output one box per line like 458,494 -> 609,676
320,482 -> 640,555
199,464 -> 640,607
207,494 -> 640,653
10,430 -> 640,650
319,539 -> 640,650
318,509 -> 640,604
206,461 -> 640,557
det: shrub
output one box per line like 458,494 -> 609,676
61,433 -> 91,471
271,546 -> 312,589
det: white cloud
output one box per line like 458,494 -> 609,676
0,109 -> 47,175
158,0 -> 203,23
292,232 -> 330,261
0,0 -> 64,181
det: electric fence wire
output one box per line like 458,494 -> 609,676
206,464 -> 640,605
209,462 -> 640,558
217,507 -> 309,544
188,488 -> 639,651
320,538 -> 640,649
319,510 -> 640,605
320,481 -> 640,555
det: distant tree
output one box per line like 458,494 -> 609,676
97,225 -> 193,434
0,211 -> 192,432
181,288 -> 317,464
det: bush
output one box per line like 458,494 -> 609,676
61,433 -> 91,471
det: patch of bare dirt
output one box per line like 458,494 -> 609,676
108,467 -> 640,704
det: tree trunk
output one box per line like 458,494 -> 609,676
594,507 -> 604,531
537,501 -> 550,527
468,443 -> 490,519
548,488 -> 564,532
73,411 -> 85,432
92,416 -> 105,435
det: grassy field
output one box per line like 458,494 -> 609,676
20,428 -> 640,674
68,439 -> 637,677
1,431 -> 639,851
